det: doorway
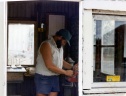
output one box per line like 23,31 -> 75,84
7,1 -> 79,96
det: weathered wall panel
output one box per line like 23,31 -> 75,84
8,1 -> 79,20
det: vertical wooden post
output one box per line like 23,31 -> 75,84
0,1 -> 7,96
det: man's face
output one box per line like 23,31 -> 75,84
56,37 -> 67,48
61,38 -> 67,46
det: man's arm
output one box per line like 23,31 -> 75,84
63,60 -> 73,70
40,42 -> 73,76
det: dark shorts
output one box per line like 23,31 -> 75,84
34,73 -> 60,94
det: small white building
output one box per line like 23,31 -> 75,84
1,0 -> 126,96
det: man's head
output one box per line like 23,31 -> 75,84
55,29 -> 72,48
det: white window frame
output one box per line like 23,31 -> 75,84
82,0 -> 126,94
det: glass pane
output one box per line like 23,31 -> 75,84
8,24 -> 34,66
93,15 -> 126,82
93,20 -> 96,45
93,20 -> 102,45
93,47 -> 96,71
102,20 -> 115,45
101,47 -> 114,75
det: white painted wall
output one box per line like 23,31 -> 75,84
78,1 -> 83,96
0,1 -> 7,96
82,9 -> 93,89
83,0 -> 126,11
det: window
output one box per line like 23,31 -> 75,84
93,15 -> 126,82
7,21 -> 36,66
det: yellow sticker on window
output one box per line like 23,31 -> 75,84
106,75 -> 120,82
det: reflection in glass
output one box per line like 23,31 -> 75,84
124,25 -> 126,57
93,47 -> 96,71
101,47 -> 114,75
8,24 -> 34,66
93,20 -> 96,45
102,20 -> 115,45
93,15 -> 126,82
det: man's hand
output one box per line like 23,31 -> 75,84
66,64 -> 78,82
73,64 -> 78,72
65,70 -> 73,77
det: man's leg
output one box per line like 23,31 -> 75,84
35,74 -> 51,96
49,92 -> 58,96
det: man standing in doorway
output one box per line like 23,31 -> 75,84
35,29 -> 74,96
